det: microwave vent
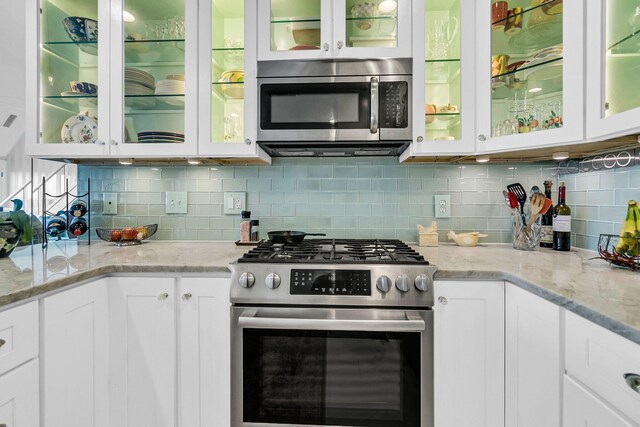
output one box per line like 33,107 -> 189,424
355,149 -> 392,156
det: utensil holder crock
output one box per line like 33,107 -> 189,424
512,217 -> 542,251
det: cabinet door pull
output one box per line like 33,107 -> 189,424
438,296 -> 447,305
323,43 -> 330,51
337,41 -> 344,49
158,292 -> 169,300
624,373 -> 640,393
0,338 -> 5,348
183,293 -> 192,301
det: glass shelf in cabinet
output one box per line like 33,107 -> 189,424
491,0 -> 561,26
41,95 -> 97,113
212,82 -> 244,100
124,39 -> 185,65
345,15 -> 397,21
491,56 -> 562,79
270,18 -> 321,24
492,21 -> 562,55
608,30 -> 640,55
124,94 -> 185,111
41,42 -> 98,66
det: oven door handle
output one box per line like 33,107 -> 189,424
370,77 -> 379,134
238,310 -> 425,332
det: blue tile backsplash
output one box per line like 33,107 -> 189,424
78,158 -> 639,250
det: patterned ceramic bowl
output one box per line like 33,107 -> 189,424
351,2 -> 378,30
62,17 -> 98,43
69,81 -> 98,95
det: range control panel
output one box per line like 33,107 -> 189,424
290,269 -> 371,296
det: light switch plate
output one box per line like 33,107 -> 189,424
434,195 -> 451,218
103,193 -> 118,215
224,192 -> 246,215
166,191 -> 188,214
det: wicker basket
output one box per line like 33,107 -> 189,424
597,234 -> 640,271
96,224 -> 158,246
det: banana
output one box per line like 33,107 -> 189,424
615,200 -> 639,256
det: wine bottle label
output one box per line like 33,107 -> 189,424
541,225 -> 553,243
553,216 -> 572,232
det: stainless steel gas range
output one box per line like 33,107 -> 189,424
229,239 -> 437,427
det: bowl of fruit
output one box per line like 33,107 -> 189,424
96,224 -> 157,246
597,200 -> 640,271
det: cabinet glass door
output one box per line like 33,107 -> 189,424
38,0 -> 106,152
257,0 -> 331,60
425,0 -> 461,141
335,0 -> 412,58
604,1 -> 640,118
211,0 -> 245,145
121,0 -> 186,147
491,1 -> 564,138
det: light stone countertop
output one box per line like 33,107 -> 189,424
0,240 -> 639,344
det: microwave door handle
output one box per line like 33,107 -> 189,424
370,77 -> 379,134
238,311 -> 425,332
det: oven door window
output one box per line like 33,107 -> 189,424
243,329 -> 421,426
260,83 -> 371,130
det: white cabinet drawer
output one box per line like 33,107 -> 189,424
0,302 -> 38,376
566,310 -> 640,422
563,375 -> 635,427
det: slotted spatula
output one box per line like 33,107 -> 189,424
507,183 -> 527,224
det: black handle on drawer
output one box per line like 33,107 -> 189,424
623,373 -> 640,393
0,338 -> 5,348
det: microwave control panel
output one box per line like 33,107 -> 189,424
290,269 -> 371,296
379,81 -> 408,128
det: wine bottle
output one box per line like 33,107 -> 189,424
540,180 -> 554,248
69,199 -> 87,218
46,215 -> 67,238
68,217 -> 88,237
553,181 -> 571,251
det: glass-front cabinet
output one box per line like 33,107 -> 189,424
258,0 -> 411,61
29,0 -> 109,157
403,0 -> 475,159
475,0 -> 584,153
586,0 -> 640,140
198,0 -> 266,158
110,0 -> 198,157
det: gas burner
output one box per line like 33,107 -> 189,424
239,239 -> 428,265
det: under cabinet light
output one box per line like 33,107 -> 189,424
187,159 -> 202,165
552,151 -> 570,161
476,155 -> 490,163
528,87 -> 542,93
119,158 -> 134,165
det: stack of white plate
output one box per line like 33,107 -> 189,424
155,79 -> 185,95
125,68 -> 155,95
137,131 -> 185,144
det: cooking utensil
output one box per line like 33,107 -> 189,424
530,185 -> 542,197
507,183 -> 527,223
267,231 -> 326,244
503,190 -> 523,226
540,198 -> 553,215
526,192 -> 546,230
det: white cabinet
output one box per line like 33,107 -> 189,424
257,0 -> 412,61
586,0 -> 640,141
42,280 -> 109,427
0,302 -> 38,377
110,277 -> 177,427
475,0 -> 585,154
505,284 -> 561,427
178,277 -> 231,427
0,360 -> 40,427
109,275 -> 231,427
563,376 -> 635,427
434,281 -> 505,427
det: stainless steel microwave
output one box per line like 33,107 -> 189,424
257,59 -> 412,157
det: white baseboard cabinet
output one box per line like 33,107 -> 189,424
434,281 -> 505,427
42,280 -> 109,427
0,360 -> 39,427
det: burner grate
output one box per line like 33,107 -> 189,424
238,239 -> 428,264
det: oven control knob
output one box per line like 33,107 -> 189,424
395,274 -> 411,292
239,272 -> 255,288
265,273 -> 281,289
415,274 -> 432,292
376,275 -> 392,293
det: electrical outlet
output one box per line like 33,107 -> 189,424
103,193 -> 118,215
224,192 -> 246,215
166,191 -> 188,214
434,195 -> 451,218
